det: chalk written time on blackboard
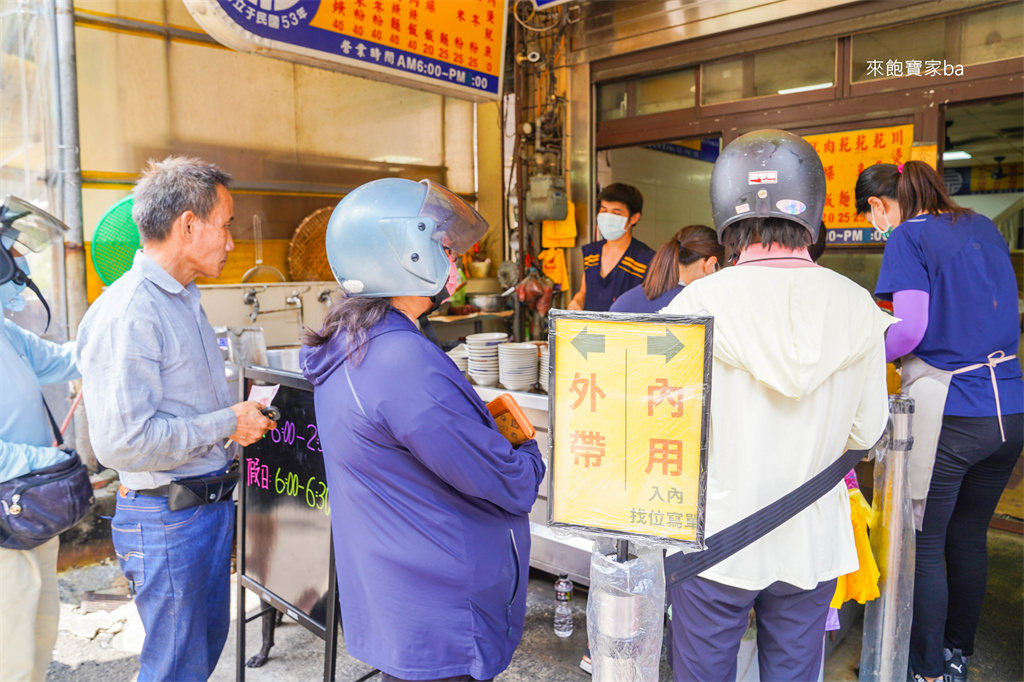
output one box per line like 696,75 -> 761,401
246,418 -> 330,516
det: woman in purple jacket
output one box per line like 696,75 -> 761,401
301,179 -> 545,682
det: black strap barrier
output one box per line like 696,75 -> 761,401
665,448 -> 867,589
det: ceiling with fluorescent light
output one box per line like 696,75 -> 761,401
943,99 -> 1023,172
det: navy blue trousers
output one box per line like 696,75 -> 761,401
909,413 -> 1023,678
668,575 -> 836,682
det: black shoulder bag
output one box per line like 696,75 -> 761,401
665,448 -> 868,588
0,396 -> 94,550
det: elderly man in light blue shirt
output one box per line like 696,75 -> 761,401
76,157 -> 275,681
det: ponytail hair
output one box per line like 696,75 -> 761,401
855,160 -> 972,223
642,224 -> 724,300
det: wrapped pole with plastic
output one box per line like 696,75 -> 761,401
587,539 -> 664,682
859,395 -> 915,682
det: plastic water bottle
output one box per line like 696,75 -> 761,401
554,573 -> 574,638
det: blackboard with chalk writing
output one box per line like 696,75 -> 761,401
239,367 -> 339,654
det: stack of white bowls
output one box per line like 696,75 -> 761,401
498,343 -> 540,391
539,343 -> 550,393
446,343 -> 468,374
466,332 -> 507,386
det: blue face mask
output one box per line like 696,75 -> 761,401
596,212 -> 629,241
0,255 -> 29,311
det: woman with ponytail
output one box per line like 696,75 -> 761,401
855,160 -> 1023,682
610,224 -> 724,313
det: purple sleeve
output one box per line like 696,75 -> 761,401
885,289 -> 929,362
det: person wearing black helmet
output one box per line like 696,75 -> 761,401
661,130 -> 892,681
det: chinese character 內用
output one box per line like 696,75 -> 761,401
647,378 -> 685,418
646,438 -> 684,476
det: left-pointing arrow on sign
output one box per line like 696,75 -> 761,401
571,326 -> 606,359
648,328 -> 684,363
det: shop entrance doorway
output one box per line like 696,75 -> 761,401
595,135 -> 721,251
942,97 -> 1023,249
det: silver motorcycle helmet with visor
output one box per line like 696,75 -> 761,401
0,196 -> 71,329
325,178 -> 489,299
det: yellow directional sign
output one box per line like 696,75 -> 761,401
547,311 -> 712,550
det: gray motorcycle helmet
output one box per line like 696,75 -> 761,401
709,129 -> 826,242
325,178 -> 488,298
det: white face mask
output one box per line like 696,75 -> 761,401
869,205 -> 894,237
596,212 -> 629,241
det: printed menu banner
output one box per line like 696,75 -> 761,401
185,0 -> 507,101
803,124 -> 914,247
547,310 -> 712,550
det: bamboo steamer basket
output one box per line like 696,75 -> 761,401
288,206 -> 336,282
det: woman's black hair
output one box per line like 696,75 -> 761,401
302,296 -> 393,365
721,217 -> 812,253
854,160 -> 972,222
642,225 -> 723,300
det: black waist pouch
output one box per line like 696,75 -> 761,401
167,463 -> 240,511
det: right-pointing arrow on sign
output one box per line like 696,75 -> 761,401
571,326 -> 606,359
648,328 -> 684,363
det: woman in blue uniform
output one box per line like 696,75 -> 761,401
568,183 -> 656,311
610,224 -> 723,314
301,179 -> 545,682
855,160 -> 1023,682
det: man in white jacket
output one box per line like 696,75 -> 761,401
661,130 -> 892,682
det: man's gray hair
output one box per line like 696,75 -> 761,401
132,157 -> 232,243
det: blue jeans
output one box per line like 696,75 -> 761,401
112,490 -> 234,681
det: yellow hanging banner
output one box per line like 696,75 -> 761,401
547,310 -> 711,550
803,124 -> 914,247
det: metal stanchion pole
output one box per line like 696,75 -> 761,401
859,396 -> 915,682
